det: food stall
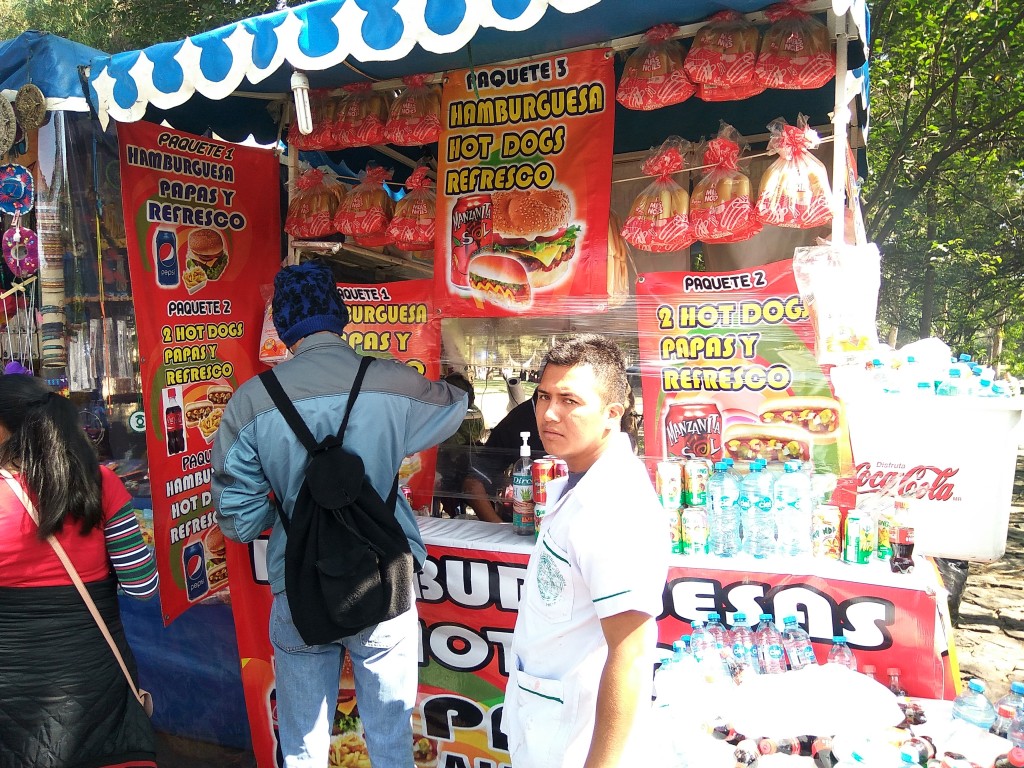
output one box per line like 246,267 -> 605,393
78,0 -> 1024,765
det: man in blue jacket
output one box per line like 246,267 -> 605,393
212,260 -> 466,768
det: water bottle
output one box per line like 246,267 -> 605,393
995,748 -> 1024,768
993,705 -> 1019,738
826,635 -> 857,670
775,460 -> 813,556
753,613 -> 787,674
511,432 -> 535,535
740,461 -> 776,558
951,678 -> 997,730
1010,709 -> 1024,748
706,612 -> 728,659
996,681 -> 1024,716
936,367 -> 965,396
689,620 -> 714,663
708,462 -> 741,557
780,616 -> 815,670
730,613 -> 761,674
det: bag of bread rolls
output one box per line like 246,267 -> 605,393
754,116 -> 833,229
386,166 -> 436,251
607,211 -> 631,308
754,1 -> 836,90
287,89 -> 342,151
690,124 -> 762,244
684,11 -> 761,87
285,168 -> 348,239
334,166 -> 395,247
696,80 -> 766,102
384,75 -> 442,146
331,83 -> 390,148
621,138 -> 693,252
616,24 -> 694,111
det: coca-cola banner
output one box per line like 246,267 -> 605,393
433,48 -> 615,318
118,120 -> 280,624
636,260 -> 855,476
226,519 -> 953,766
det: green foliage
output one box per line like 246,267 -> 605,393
866,0 -> 1024,375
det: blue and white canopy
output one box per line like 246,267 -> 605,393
1,31 -> 106,112
87,0 -> 869,148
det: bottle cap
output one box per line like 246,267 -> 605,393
1008,748 -> 1024,767
708,612 -> 720,621
887,667 -> 901,675
998,704 -> 1017,718
832,636 -> 845,644
967,678 -> 985,692
759,613 -> 772,621
783,616 -> 796,624
734,612 -> 746,622
862,665 -> 876,674
1011,681 -> 1024,694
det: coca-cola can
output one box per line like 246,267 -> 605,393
532,458 -> 557,505
451,194 -> 493,290
664,401 -> 723,461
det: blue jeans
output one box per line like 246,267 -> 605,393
269,592 -> 418,768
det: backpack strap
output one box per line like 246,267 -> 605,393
259,368 -> 319,454
336,355 -> 374,444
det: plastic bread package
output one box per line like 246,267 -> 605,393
386,166 -> 436,251
616,24 -> 695,111
606,210 -> 631,308
754,115 -> 833,229
334,166 -> 395,247
331,83 -> 390,148
684,10 -> 761,87
284,168 -> 348,239
689,123 -> 762,244
384,75 -> 442,146
621,137 -> 694,252
258,284 -> 291,366
287,89 -> 343,151
754,1 -> 836,90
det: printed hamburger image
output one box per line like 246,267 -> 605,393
491,188 -> 580,289
204,526 -> 228,589
467,253 -> 532,311
187,228 -> 229,280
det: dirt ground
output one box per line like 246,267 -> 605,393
157,454 -> 1024,766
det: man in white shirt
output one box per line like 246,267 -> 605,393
504,334 -> 669,768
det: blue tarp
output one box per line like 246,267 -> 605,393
1,30 -> 105,110
87,0 -> 869,147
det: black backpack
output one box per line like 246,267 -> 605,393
259,356 -> 413,645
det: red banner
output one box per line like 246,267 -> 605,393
118,120 -> 280,624
433,48 -> 615,318
337,279 -> 441,510
636,260 -> 854,476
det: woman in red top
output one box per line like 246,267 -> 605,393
0,375 -> 158,767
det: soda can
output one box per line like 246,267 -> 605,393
876,507 -> 895,560
842,513 -> 870,564
552,458 -> 569,478
664,401 -> 724,461
667,507 -> 683,554
812,504 -> 841,560
681,505 -> 708,555
532,458 -> 557,505
534,504 -> 547,536
182,537 -> 210,601
656,460 -> 682,510
154,228 -> 179,288
450,194 -> 493,290
683,458 -> 712,506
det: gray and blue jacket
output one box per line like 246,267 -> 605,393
211,333 -> 467,594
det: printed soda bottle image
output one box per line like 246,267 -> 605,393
163,387 -> 186,455
154,228 -> 180,288
182,536 -> 210,601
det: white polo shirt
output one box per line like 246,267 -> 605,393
504,433 -> 669,768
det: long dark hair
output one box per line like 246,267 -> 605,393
0,376 -> 102,538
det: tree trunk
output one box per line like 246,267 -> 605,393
991,308 -> 1007,377
919,191 -> 936,338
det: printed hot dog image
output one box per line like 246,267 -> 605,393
491,188 -> 580,290
723,422 -> 811,464
758,395 -> 842,437
468,252 -> 533,310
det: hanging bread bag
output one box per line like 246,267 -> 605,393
384,75 -> 442,146
334,166 -> 395,247
754,1 -> 836,90
386,166 -> 436,251
285,168 -> 348,239
331,84 -> 390,148
684,11 -> 761,87
690,124 -> 762,244
616,25 -> 694,111
621,137 -> 693,252
754,115 -> 833,229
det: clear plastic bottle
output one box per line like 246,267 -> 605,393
936,367 -> 965,396
511,432 -> 535,535
1010,709 -> 1024,748
708,462 -> 741,557
775,460 -> 813,556
862,664 -> 877,682
753,613 -> 787,674
780,615 -> 815,670
887,667 -> 906,696
996,681 -> 1024,716
826,635 -> 857,670
706,612 -> 728,651
689,620 -> 714,663
729,612 -> 761,674
993,705 -> 1019,738
951,678 -> 997,730
740,461 -> 776,558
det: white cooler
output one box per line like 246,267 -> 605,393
836,390 -> 1024,562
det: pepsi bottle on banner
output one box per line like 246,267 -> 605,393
182,538 -> 210,601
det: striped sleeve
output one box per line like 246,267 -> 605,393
104,501 -> 159,599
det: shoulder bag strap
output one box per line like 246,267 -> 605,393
0,469 -> 148,710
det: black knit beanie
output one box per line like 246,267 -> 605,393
272,261 -> 349,348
